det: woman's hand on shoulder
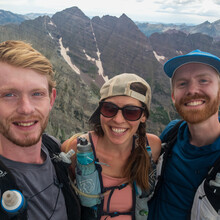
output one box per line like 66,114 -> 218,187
146,133 -> 161,163
61,133 -> 88,153
61,136 -> 77,153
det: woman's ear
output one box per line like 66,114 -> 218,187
140,114 -> 146,123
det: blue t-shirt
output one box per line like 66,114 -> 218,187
148,120 -> 220,220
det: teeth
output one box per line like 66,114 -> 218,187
112,128 -> 126,133
17,122 -> 35,127
186,101 -> 203,106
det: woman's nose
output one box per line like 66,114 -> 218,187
112,109 -> 126,123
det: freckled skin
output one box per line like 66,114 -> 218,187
0,62 -> 56,149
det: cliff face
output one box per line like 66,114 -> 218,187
91,14 -> 156,79
50,8 -> 159,85
0,7 -> 220,140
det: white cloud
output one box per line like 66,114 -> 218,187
155,0 -> 220,20
0,0 -> 28,7
213,0 -> 220,5
0,0 -> 219,24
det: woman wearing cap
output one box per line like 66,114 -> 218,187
62,73 -> 161,220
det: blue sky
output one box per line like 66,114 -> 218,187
0,0 -> 219,24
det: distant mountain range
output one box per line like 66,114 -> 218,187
0,9 -> 26,24
137,20 -> 220,41
0,9 -> 52,24
0,7 -> 219,141
24,13 -> 53,20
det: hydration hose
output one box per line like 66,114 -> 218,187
69,177 -> 110,198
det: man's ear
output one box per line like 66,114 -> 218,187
49,88 -> 56,110
171,91 -> 175,104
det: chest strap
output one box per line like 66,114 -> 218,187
103,182 -> 136,218
88,133 -> 136,219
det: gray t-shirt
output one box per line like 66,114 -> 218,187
0,144 -> 68,220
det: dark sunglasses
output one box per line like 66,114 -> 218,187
99,101 -> 145,121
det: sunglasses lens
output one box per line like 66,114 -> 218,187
123,106 -> 143,121
100,102 -> 144,121
100,102 -> 118,118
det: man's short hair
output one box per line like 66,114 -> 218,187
0,40 -> 56,93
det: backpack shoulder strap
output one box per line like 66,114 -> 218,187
153,120 -> 184,197
200,156 -> 220,214
0,160 -> 28,219
42,133 -> 81,219
161,120 -> 184,154
42,133 -> 61,155
206,155 -> 220,181
0,160 -> 19,193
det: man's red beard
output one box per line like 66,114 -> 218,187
174,92 -> 220,124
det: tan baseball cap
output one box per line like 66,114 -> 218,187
89,73 -> 151,122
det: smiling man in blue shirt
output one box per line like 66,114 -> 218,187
148,50 -> 220,220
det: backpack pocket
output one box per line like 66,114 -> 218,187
191,180 -> 220,220
76,169 -> 101,207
